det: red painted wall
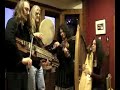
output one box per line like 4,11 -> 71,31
85,0 -> 115,89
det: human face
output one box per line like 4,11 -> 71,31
60,29 -> 66,40
23,1 -> 30,21
35,7 -> 41,24
92,39 -> 96,53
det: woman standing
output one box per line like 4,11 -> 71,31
28,5 -> 45,90
52,23 -> 75,90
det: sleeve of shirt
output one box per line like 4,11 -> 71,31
91,57 -> 108,82
5,18 -> 23,65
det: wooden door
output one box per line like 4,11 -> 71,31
60,9 -> 87,90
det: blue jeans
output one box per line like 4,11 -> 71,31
28,66 -> 45,90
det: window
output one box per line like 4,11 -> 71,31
5,7 -> 14,28
45,16 -> 55,26
65,14 -> 79,36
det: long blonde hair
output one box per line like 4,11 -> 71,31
29,5 -> 41,33
14,0 -> 30,25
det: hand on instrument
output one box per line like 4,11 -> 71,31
22,57 -> 32,66
61,40 -> 69,48
52,41 -> 60,49
33,32 -> 43,39
41,59 -> 50,66
62,47 -> 68,52
82,64 -> 91,75
41,59 -> 52,70
84,68 -> 91,75
62,47 -> 70,57
82,64 -> 86,71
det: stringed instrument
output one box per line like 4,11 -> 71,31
16,37 -> 59,69
79,52 -> 93,90
106,74 -> 114,90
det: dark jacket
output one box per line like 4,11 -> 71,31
91,55 -> 109,90
55,40 -> 75,88
5,17 -> 30,72
5,17 -> 41,72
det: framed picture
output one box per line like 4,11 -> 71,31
95,19 -> 106,35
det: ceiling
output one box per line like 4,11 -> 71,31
31,0 -> 82,9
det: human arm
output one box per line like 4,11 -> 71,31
83,63 -> 105,80
5,18 -> 32,66
91,57 -> 108,81
33,32 -> 43,39
83,58 -> 107,81
5,18 -> 23,63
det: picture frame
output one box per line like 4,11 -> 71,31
95,19 -> 106,35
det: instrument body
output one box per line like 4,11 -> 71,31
16,37 -> 59,68
79,52 -> 93,90
39,18 -> 55,46
106,74 -> 114,90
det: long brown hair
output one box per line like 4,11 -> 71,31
13,0 -> 29,25
29,5 -> 41,33
57,23 -> 72,43
93,38 -> 105,67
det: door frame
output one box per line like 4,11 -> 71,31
60,9 -> 83,90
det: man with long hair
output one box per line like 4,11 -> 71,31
5,0 -> 32,90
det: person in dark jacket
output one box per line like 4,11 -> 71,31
5,0 -> 32,90
52,23 -> 75,90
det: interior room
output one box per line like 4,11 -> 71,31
5,0 -> 115,90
